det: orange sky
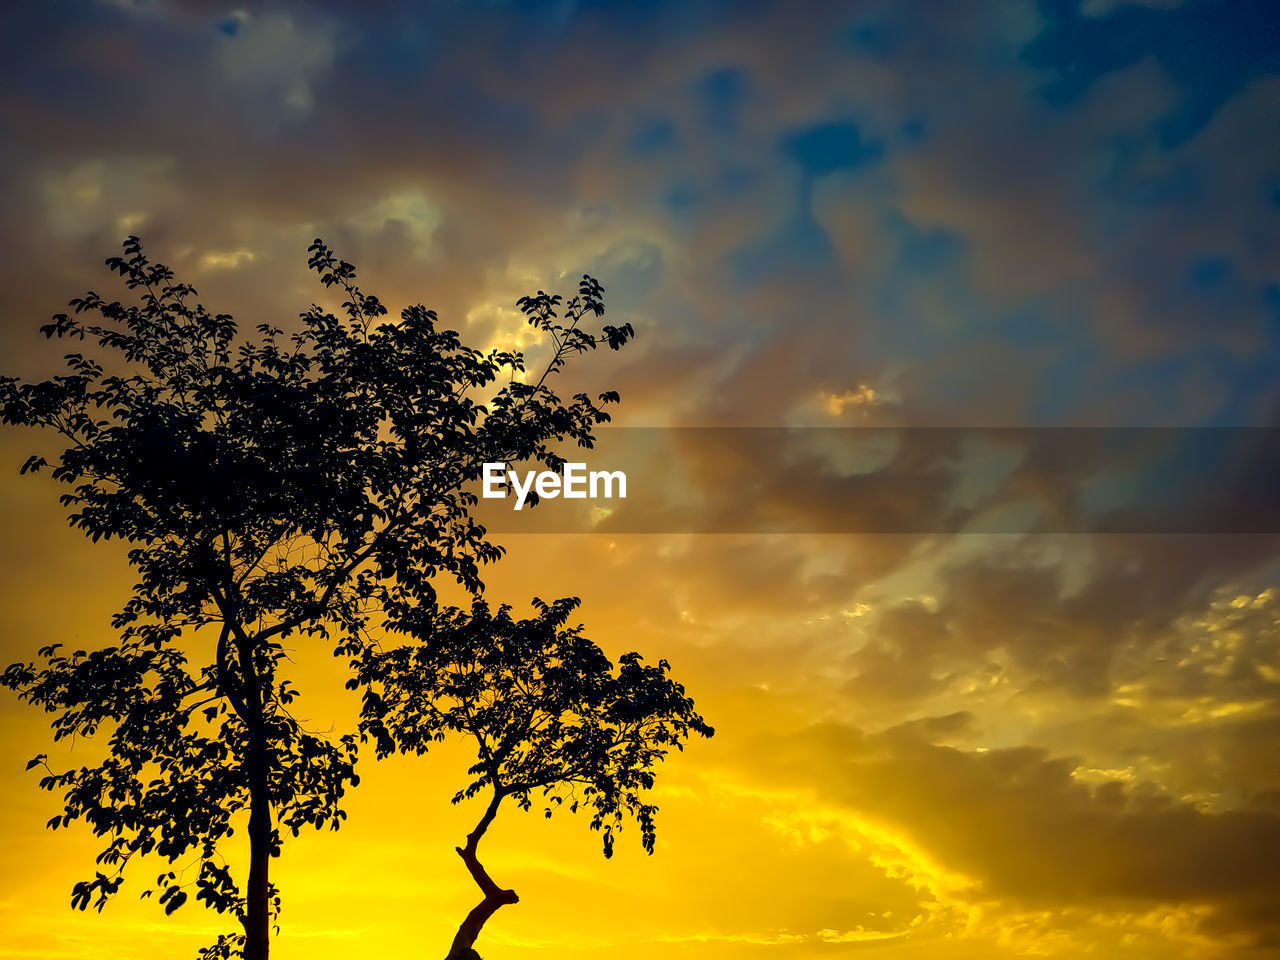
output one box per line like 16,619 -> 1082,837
3,1 -> 1280,958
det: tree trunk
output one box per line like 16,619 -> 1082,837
244,727 -> 272,960
214,606 -> 273,960
446,794 -> 517,960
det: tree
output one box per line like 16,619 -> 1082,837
0,237 -> 633,959
358,596 -> 714,959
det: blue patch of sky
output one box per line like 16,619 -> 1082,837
1028,344 -> 1103,422
722,116 -> 886,282
842,16 -> 899,60
781,120 -> 884,178
1093,135 -> 1202,209
896,221 -> 963,275
1206,363 -> 1280,426
1266,282 -> 1280,319
718,164 -> 755,195
1097,342 -> 1276,426
899,116 -> 927,145
1079,429 -> 1273,528
701,67 -> 749,133
629,117 -> 676,157
993,307 -> 1068,350
1024,0 -> 1280,147
1187,256 -> 1232,293
659,166 -> 753,225
664,179 -> 701,215
367,23 -> 438,81
729,201 -> 835,284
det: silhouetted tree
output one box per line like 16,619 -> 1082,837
359,596 -> 713,959
0,237 -> 632,959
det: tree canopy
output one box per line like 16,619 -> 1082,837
359,596 -> 714,958
0,237 -> 632,959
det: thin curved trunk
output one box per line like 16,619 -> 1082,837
446,792 -> 518,960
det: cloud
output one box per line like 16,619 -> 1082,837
747,719 -> 1280,946
213,10 -> 336,120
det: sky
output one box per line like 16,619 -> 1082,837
1,0 -> 1279,958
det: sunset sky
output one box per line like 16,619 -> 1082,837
2,1 -> 1280,958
